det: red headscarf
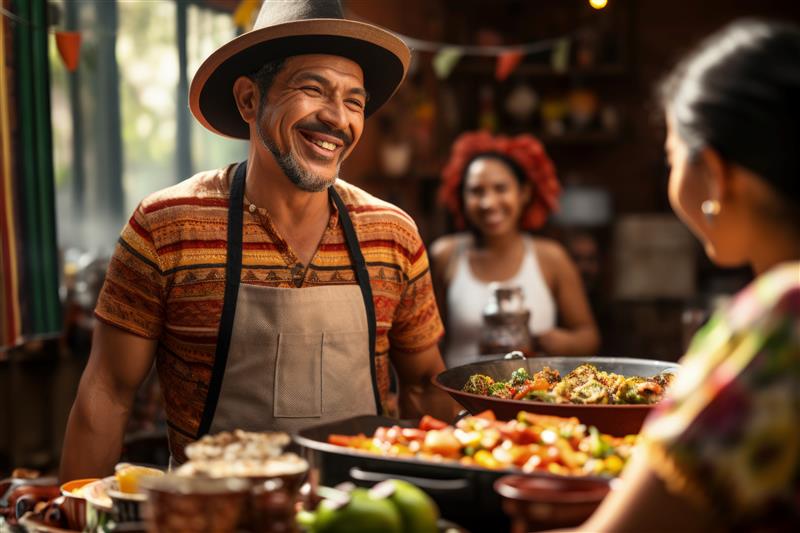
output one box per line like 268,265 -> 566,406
439,131 -> 561,230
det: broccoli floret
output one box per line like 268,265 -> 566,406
569,378 -> 609,404
524,390 -> 556,403
616,377 -> 651,404
652,372 -> 675,389
488,382 -> 513,399
462,374 -> 495,396
510,367 -> 530,387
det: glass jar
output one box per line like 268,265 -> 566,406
478,284 -> 533,356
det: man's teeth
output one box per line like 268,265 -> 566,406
311,139 -> 337,151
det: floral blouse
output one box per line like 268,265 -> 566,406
642,261 -> 800,530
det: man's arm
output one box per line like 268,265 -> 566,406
392,344 -> 460,422
60,321 -> 157,481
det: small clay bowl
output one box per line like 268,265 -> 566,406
494,474 -> 612,532
59,478 -> 98,531
140,475 -> 251,533
82,478 -> 113,532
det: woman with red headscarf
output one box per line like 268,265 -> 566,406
430,131 -> 600,367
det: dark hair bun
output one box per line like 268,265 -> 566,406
662,19 -> 800,204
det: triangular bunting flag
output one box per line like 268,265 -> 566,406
495,50 -> 524,81
432,47 -> 463,79
55,31 -> 81,72
551,38 -> 571,73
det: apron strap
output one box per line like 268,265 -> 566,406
330,187 -> 381,415
198,161 -> 246,437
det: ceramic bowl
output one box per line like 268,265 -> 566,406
107,487 -> 146,525
175,454 -> 309,496
494,474 -> 612,532
140,475 -> 251,533
59,478 -> 98,531
82,478 -> 113,533
108,463 -> 165,525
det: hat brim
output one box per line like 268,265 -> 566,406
189,19 -> 410,139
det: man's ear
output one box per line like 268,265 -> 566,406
232,76 -> 259,123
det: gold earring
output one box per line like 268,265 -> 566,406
701,200 -> 720,223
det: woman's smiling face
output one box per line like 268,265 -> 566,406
462,157 -> 530,238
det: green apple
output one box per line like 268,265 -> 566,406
313,487 -> 402,533
374,480 -> 439,533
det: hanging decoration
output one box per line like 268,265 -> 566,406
55,31 -> 81,71
416,32 -> 566,80
495,49 -> 524,81
1,3 -> 583,81
345,8 -> 579,81
432,46 -> 463,80
551,38 -> 571,73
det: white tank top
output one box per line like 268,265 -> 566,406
443,236 -> 556,369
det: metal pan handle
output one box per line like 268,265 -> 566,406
348,467 -> 471,493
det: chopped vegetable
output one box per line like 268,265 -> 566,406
488,381 -> 514,399
327,410 -> 636,478
463,374 -> 495,395
510,367 -> 530,387
418,415 -> 448,431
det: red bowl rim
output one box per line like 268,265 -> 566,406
60,478 -> 98,498
493,474 -> 611,504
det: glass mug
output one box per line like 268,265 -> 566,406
479,284 -> 533,357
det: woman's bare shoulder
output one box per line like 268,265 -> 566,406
531,236 -> 570,263
429,233 -> 469,263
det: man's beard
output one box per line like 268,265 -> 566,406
256,106 -> 341,193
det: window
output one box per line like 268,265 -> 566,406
50,0 -> 247,253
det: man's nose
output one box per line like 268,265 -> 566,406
317,98 -> 349,132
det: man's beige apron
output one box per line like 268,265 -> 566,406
192,161 -> 380,450
209,284 -> 376,434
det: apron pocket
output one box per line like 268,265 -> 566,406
274,332 -> 323,418
321,330 -> 376,416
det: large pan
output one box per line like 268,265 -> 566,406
294,415 -> 612,532
433,356 -> 680,436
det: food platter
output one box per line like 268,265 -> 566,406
433,356 -> 680,436
294,414 -> 615,532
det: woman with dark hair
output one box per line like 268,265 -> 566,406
430,132 -> 600,367
577,20 -> 800,531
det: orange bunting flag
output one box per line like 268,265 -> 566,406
495,50 -> 524,81
55,31 -> 81,72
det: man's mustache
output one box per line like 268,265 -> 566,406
295,121 -> 352,146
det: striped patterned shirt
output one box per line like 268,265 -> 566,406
95,164 -> 444,458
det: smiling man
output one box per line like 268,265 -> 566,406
60,0 -> 456,478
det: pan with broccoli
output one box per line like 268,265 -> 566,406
462,364 -> 674,405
